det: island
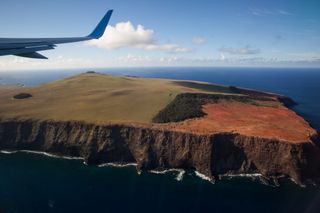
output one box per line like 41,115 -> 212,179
0,72 -> 319,184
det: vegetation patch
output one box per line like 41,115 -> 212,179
13,93 -> 32,100
152,94 -> 206,123
152,93 -> 274,123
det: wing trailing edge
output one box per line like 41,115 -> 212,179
14,52 -> 48,59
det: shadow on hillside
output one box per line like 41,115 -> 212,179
174,81 -> 233,94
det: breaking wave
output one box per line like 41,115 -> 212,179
0,150 -> 83,160
98,163 -> 138,168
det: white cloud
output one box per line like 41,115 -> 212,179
88,21 -> 191,53
0,56 -> 97,71
219,53 -> 225,61
115,54 -> 320,67
116,54 -> 216,65
213,56 -> 320,67
219,45 -> 261,55
250,8 -> 293,16
116,54 -> 182,64
193,37 -> 207,45
117,54 -> 152,63
1,51 -> 320,72
277,9 -> 293,16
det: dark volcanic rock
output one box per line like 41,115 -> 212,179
0,119 -> 319,184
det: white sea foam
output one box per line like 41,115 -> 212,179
195,171 -> 212,182
289,177 -> 306,188
223,173 -> 262,178
0,150 -> 83,160
0,150 -> 18,154
98,163 -> 137,168
149,169 -> 182,174
149,169 -> 172,174
149,169 -> 185,181
175,170 -> 185,181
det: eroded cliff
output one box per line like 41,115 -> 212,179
1,119 -> 319,184
0,74 -> 319,185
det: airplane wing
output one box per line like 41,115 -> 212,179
0,10 -> 113,59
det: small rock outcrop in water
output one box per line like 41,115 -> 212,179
13,93 -> 32,99
0,120 -> 319,184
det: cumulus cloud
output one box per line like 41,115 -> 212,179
219,45 -> 261,55
88,21 -> 191,53
193,37 -> 207,45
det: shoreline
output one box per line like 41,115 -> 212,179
0,119 -> 319,185
0,149 -> 313,187
0,73 -> 319,186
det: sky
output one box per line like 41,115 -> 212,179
0,0 -> 320,71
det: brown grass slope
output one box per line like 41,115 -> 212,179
0,72 -> 239,123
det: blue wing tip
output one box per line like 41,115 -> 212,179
88,10 -> 113,39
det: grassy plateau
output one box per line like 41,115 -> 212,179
0,72 -> 240,123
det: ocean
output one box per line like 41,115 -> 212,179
0,67 -> 320,213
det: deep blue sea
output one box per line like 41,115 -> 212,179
0,67 -> 320,213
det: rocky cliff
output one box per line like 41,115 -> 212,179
1,119 -> 319,184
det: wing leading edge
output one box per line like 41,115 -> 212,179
0,10 -> 113,59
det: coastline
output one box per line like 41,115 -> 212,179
0,149 -> 311,188
0,148 -> 316,187
0,73 -> 319,186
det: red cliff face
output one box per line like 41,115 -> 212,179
1,120 -> 319,184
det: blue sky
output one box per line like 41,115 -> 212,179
0,0 -> 320,70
